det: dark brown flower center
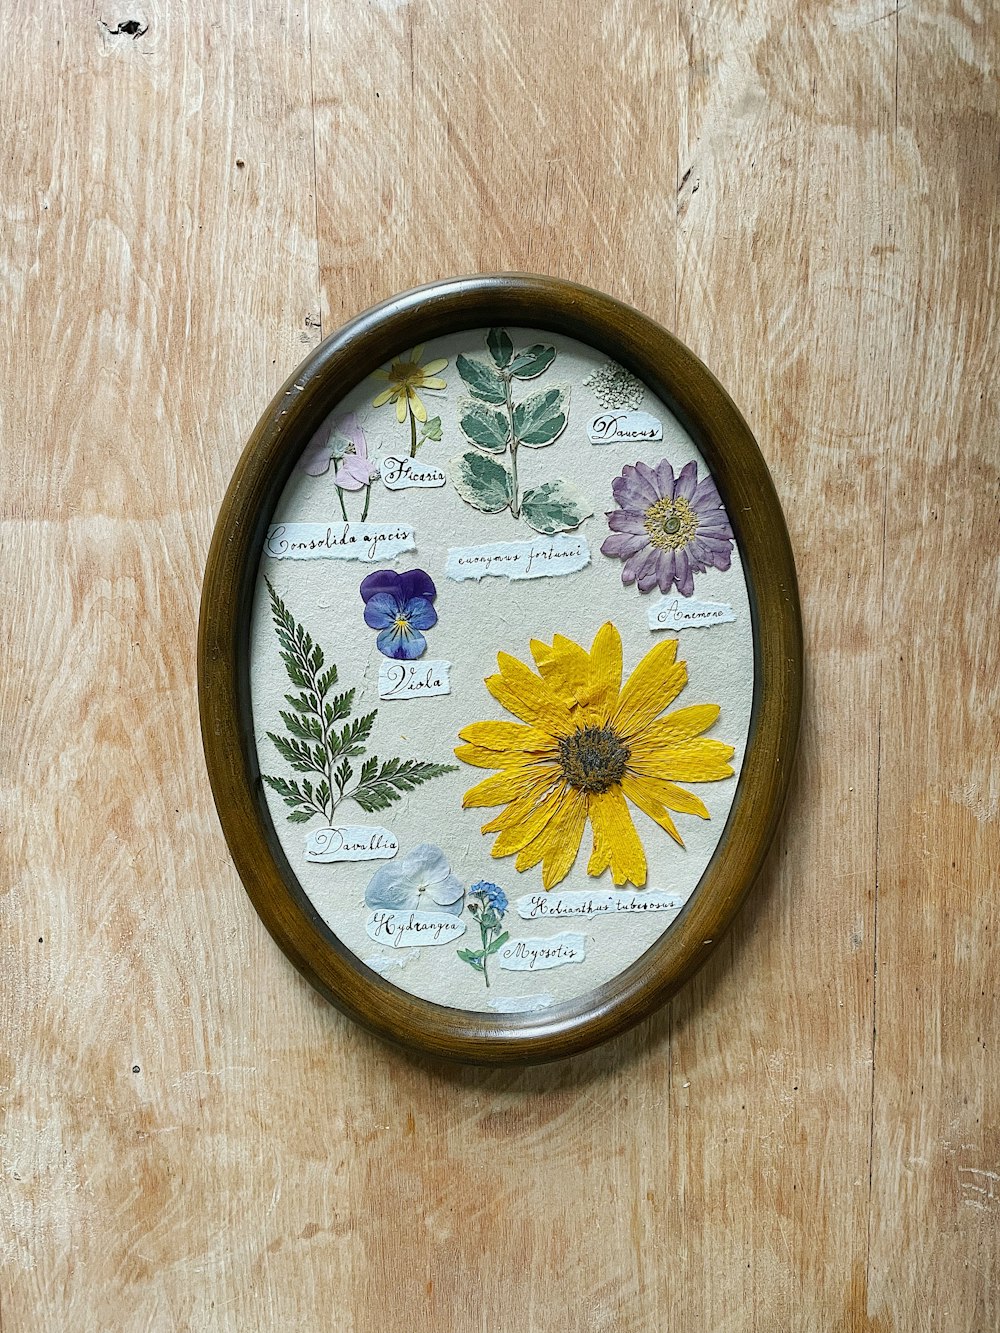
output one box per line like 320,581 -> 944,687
558,725 -> 630,794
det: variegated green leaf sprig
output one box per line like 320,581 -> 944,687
262,581 -> 456,823
449,328 -> 593,534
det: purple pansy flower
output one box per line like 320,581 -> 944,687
601,459 -> 735,598
360,568 -> 438,660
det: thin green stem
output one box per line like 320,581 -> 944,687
503,374 -> 520,518
481,921 -> 491,988
361,483 -> 371,521
408,407 -> 418,458
336,485 -> 348,522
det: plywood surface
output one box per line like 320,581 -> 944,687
1,2 -> 996,1328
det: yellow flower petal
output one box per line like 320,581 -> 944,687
628,773 -> 711,819
411,344 -> 424,363
530,634 -> 592,711
587,621 -> 623,721
620,773 -> 684,846
455,743 -> 540,770
487,783 -> 565,856
613,639 -> 687,740
421,357 -> 448,376
420,376 -> 447,390
372,387 -> 396,407
657,738 -> 735,782
647,704 -> 721,745
457,720 -> 556,754
408,388 -> 427,423
462,767 -> 552,809
514,790 -> 588,887
395,392 -> 408,423
486,654 -> 575,735
540,792 -> 588,888
372,368 -> 392,381
586,787 -> 647,887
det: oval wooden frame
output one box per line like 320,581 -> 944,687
199,274 -> 802,1065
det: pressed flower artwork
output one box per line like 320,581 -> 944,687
252,325 -> 756,1016
450,327 -> 593,534
260,581 -> 455,822
298,412 -> 380,521
372,346 -> 447,457
456,624 -> 734,889
365,844 -> 465,915
360,568 -> 438,660
602,459 -> 735,597
583,361 -> 645,411
457,881 -> 509,987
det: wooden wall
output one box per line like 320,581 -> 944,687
2,1 -> 997,1327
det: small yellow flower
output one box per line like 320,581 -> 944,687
371,345 -> 448,424
456,624 -> 735,890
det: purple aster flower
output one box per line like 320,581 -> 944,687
360,568 -> 438,660
601,459 -> 735,597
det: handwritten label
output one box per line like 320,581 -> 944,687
264,522 -> 415,562
365,910 -> 466,948
647,596 -> 736,632
380,454 -> 447,490
378,659 -> 451,700
587,410 -> 663,444
515,889 -> 684,921
446,534 -> 590,583
304,826 -> 398,863
497,932 -> 587,971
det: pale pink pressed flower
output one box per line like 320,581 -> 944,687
332,415 -> 379,491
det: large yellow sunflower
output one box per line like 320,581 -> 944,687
371,345 -> 448,424
455,623 -> 735,890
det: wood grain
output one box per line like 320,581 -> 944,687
1,0 -> 996,1328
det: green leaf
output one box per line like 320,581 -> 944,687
349,758 -> 459,813
286,810 -> 314,823
262,774 -> 306,803
284,691 -> 315,714
449,451 -> 513,513
316,664 -> 338,697
486,931 -> 510,955
267,732 -> 324,775
329,711 -> 376,759
458,398 -> 510,453
509,343 -> 556,380
512,386 -> 570,447
456,353 -> 505,404
487,327 -> 513,368
520,478 -> 594,535
325,688 -> 355,725
279,710 -> 323,743
420,415 -> 443,442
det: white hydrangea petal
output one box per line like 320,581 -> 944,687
429,873 -> 465,908
365,866 -> 419,910
402,842 -> 451,885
